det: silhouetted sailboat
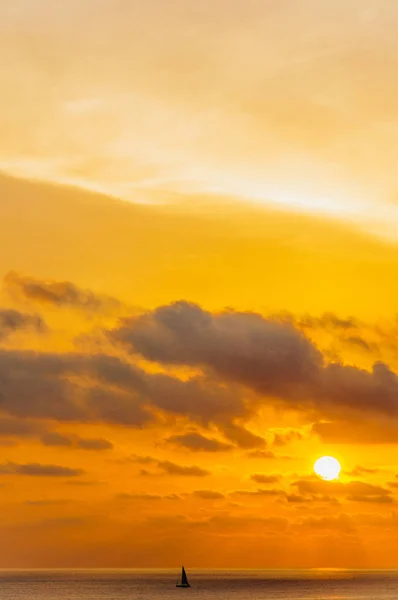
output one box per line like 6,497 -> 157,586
176,566 -> 190,588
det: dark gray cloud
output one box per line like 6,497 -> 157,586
166,432 -> 232,452
145,372 -> 246,426
0,462 -> 84,477
2,299 -> 398,445
109,301 -> 398,428
110,301 -> 321,399
4,271 -> 122,314
41,432 -> 73,447
0,350 -> 156,425
0,308 -> 47,339
0,417 -> 43,437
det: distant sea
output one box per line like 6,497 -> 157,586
0,569 -> 397,600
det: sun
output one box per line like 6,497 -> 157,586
314,456 -> 341,481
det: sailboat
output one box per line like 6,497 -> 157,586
176,566 -> 191,588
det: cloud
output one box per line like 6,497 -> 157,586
191,490 -> 225,500
128,455 -> 211,477
110,301 -> 322,398
109,301 -> 398,433
126,454 -> 156,465
298,514 -> 356,534
166,432 -> 233,452
116,493 -> 181,501
0,417 -> 43,437
66,480 -> 105,486
231,488 -> 285,498
295,313 -> 359,331
347,466 -> 380,477
0,349 -> 160,425
284,494 -> 307,504
4,271 -> 122,314
24,499 -> 69,506
246,450 -> 277,459
231,487 -> 336,505
0,462 -> 84,477
0,308 -> 47,339
76,437 -> 113,450
250,474 -> 281,485
0,421 -> 113,452
292,479 -> 392,502
347,495 -> 393,504
145,372 -> 246,426
219,423 -> 266,449
40,432 -> 73,447
180,513 -> 290,534
3,298 -> 398,451
42,433 -> 114,451
344,337 -> 373,352
272,429 -> 304,446
157,460 -> 210,477
312,419 -> 398,444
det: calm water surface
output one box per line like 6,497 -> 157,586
0,569 -> 397,600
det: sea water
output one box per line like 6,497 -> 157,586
0,569 -> 397,600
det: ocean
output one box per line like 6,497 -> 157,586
0,569 -> 397,600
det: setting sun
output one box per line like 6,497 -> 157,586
314,456 -> 341,481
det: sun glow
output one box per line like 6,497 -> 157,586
314,456 -> 341,481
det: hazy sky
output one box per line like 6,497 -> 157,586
2,1 -> 398,234
1,0 -> 398,569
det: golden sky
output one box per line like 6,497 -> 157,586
1,0 -> 398,568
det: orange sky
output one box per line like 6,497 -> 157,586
1,0 -> 398,569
